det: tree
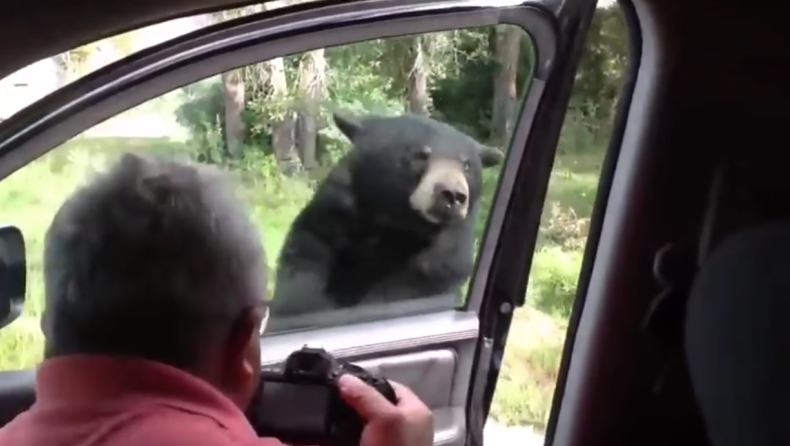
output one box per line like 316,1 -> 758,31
295,49 -> 327,171
211,10 -> 247,158
572,5 -> 629,119
405,36 -> 430,115
174,12 -> 630,169
259,0 -> 302,174
268,56 -> 299,173
221,69 -> 245,158
51,55 -> 71,87
491,26 -> 522,146
375,35 -> 433,115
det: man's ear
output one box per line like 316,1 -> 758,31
333,113 -> 363,141
228,307 -> 259,353
218,305 -> 263,409
478,145 -> 505,168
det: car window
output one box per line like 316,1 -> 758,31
0,23 -> 535,367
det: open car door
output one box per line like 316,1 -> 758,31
0,0 -> 598,444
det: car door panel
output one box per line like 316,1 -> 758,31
354,349 -> 459,408
0,0 -> 595,444
0,312 -> 474,446
261,309 -> 479,410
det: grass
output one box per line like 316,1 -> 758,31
546,153 -> 603,219
0,132 -> 604,432
491,307 -> 568,427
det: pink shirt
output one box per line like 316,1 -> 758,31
0,354 -> 286,446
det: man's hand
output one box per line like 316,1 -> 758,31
338,374 -> 434,446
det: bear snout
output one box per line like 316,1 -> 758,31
431,182 -> 469,224
434,183 -> 468,207
409,157 -> 470,225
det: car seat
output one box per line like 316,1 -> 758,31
685,220 -> 790,446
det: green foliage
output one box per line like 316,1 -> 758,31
431,52 -> 497,140
174,78 -> 226,162
430,30 -> 535,141
529,247 -> 584,318
571,5 -> 629,122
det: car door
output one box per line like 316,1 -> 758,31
0,0 -> 597,444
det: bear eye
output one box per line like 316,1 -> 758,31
415,146 -> 431,160
463,159 -> 471,171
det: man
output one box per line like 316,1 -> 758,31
0,153 -> 433,446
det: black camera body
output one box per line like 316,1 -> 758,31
247,346 -> 397,446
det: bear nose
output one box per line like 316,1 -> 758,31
435,184 -> 468,207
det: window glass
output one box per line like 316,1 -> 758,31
0,24 -> 535,368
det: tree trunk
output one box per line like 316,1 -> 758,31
295,49 -> 327,171
405,36 -> 430,115
267,56 -> 299,175
210,11 -> 246,159
491,26 -> 522,146
221,69 -> 245,158
249,0 -> 299,174
52,55 -> 71,87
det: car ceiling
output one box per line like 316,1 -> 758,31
0,0 -> 784,105
0,0 -> 267,80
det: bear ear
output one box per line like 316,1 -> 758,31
478,145 -> 504,168
333,113 -> 363,141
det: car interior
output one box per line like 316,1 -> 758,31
0,0 -> 786,445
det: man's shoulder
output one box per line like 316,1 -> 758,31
113,409 -> 286,446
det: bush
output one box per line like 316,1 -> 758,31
539,201 -> 590,251
528,247 -> 583,318
174,78 -> 226,163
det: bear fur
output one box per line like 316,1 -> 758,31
268,113 -> 503,330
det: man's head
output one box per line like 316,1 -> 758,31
41,153 -> 267,409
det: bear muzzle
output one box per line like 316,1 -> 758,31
410,158 -> 470,225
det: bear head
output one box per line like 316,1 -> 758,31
333,113 -> 503,231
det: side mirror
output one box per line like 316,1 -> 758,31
0,225 -> 25,330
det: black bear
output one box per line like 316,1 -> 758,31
268,113 -> 503,330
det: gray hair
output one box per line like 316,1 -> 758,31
41,153 -> 267,368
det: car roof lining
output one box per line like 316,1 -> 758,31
0,0 -> 268,80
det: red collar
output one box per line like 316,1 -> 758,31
35,354 -> 256,436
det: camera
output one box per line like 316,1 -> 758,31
246,346 -> 397,446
